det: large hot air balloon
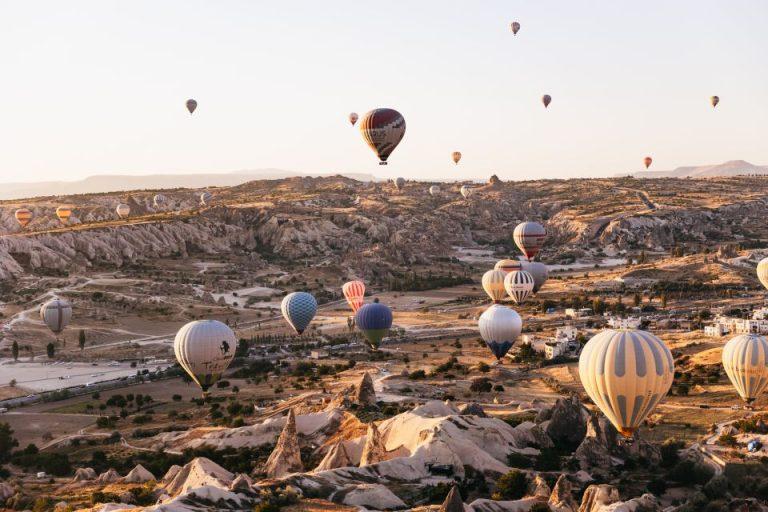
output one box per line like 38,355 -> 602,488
395,177 -> 406,191
342,280 -> 365,313
511,21 -> 521,35
757,258 -> 768,290
281,292 -> 318,335
186,99 -> 197,114
478,304 -> 521,361
460,185 -> 473,199
40,298 -> 72,335
579,329 -> 674,438
116,203 -> 130,219
174,319 -> 236,394
452,152 -> 462,165
504,270 -> 535,304
513,221 -> 546,261
359,108 -> 406,165
349,112 -> 359,126
429,185 -> 441,197
153,194 -> 166,208
542,95 -> 552,108
355,298 -> 393,350
644,156 -> 653,169
56,206 -> 72,224
15,208 -> 32,229
521,261 -> 548,293
482,270 -> 507,303
494,259 -> 523,274
200,191 -> 213,206
710,96 -> 719,108
722,334 -> 768,404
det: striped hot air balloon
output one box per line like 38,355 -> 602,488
757,257 -> 768,290
521,261 -> 549,293
281,292 -> 318,335
15,208 -> 33,229
359,108 -> 406,165
56,206 -> 72,224
342,280 -> 365,313
504,270 -> 535,304
482,270 -> 507,303
355,299 -> 393,350
478,304 -> 521,361
579,329 -> 674,438
513,222 -> 546,261
40,298 -> 72,335
153,194 -> 167,208
494,259 -> 523,274
174,320 -> 236,394
722,334 -> 768,404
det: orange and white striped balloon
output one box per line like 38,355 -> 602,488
15,208 -> 33,228
342,281 -> 365,313
56,206 -> 72,224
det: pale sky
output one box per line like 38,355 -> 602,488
0,1 -> 766,183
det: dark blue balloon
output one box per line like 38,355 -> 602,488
486,340 -> 513,360
355,302 -> 393,331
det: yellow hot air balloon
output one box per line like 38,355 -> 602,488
710,96 -> 719,108
56,206 -> 72,224
174,320 -> 236,394
757,258 -> 768,290
452,152 -> 462,165
722,334 -> 768,404
482,270 -> 507,303
579,329 -> 674,438
15,208 -> 33,229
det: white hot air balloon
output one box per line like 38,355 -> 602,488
722,334 -> 768,404
460,185 -> 473,199
200,191 -> 213,206
116,203 -> 130,219
174,320 -> 237,394
504,270 -> 535,304
429,185 -> 441,197
521,261 -> 548,293
40,298 -> 72,335
153,194 -> 166,208
482,269 -> 507,303
579,329 -> 674,438
478,304 -> 522,361
757,257 -> 768,291
494,259 -> 523,274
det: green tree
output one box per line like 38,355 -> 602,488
46,342 -> 55,359
78,329 -> 86,351
493,470 -> 528,500
11,341 -> 18,361
633,293 -> 641,307
0,422 -> 19,463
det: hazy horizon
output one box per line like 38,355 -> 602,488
1,1 -> 766,183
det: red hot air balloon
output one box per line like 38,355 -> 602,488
644,156 -> 653,169
359,108 -> 406,165
542,95 -> 552,108
342,280 -> 366,313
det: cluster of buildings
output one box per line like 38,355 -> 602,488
521,325 -> 581,360
704,307 -> 768,337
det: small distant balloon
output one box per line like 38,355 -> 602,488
349,112 -> 359,126
186,99 -> 197,114
460,185 -> 473,199
40,298 -> 72,335
644,156 -> 653,169
15,208 -> 33,229
511,21 -> 521,35
429,185 -> 441,197
153,194 -> 166,208
200,191 -> 213,206
56,206 -> 72,224
710,96 -> 719,108
116,203 -> 130,219
542,95 -> 552,108
452,152 -> 462,165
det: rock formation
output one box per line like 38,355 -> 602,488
355,372 -> 377,406
549,474 -> 578,512
71,467 -> 97,482
359,422 -> 386,466
161,465 -> 182,484
540,396 -> 588,448
459,403 -> 487,417
165,457 -> 234,497
264,408 -> 304,478
123,464 -> 155,483
314,441 -> 354,472
579,484 -> 621,512
440,486 -> 466,512
97,468 -> 121,483
229,473 -> 254,491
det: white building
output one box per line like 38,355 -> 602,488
545,339 -> 568,360
753,308 -> 768,320
606,316 -> 642,329
309,349 -> 329,359
520,334 -> 548,354
705,314 -> 768,336
704,324 -> 727,337
565,308 -> 592,319
555,325 -> 578,341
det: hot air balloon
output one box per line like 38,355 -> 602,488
429,185 -> 441,197
281,292 -> 318,335
710,96 -> 719,108
452,152 -> 462,165
521,261 -> 548,293
359,108 -> 406,165
342,280 -> 366,313
482,270 -> 507,303
15,208 -> 32,229
395,177 -> 406,191
644,156 -> 652,169
579,329 -> 674,438
511,21 -> 521,35
542,95 -> 552,108
504,270 -> 535,304
56,206 -> 72,224
174,319 -> 236,394
186,99 -> 197,114
513,221 -> 546,261
40,298 -> 72,335
494,259 -> 523,274
116,203 -> 130,219
349,112 -> 359,126
478,304 -> 521,361
722,334 -> 768,404
460,185 -> 473,199
355,298 -> 393,350
153,194 -> 166,208
757,258 -> 768,290
200,191 -> 213,206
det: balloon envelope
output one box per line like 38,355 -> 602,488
452,151 -> 462,164
579,329 -> 674,437
116,204 -> 130,219
542,95 -> 552,108
395,177 -> 406,191
40,298 -> 72,335
56,206 -> 72,224
478,304 -> 522,360
429,185 -> 440,196
174,320 -> 236,392
722,334 -> 768,403
513,221 -> 546,260
15,208 -> 32,228
511,21 -> 521,35
460,185 -> 473,199
482,269 -> 507,303
504,270 -> 535,304
342,280 -> 365,313
359,108 -> 406,165
644,156 -> 653,169
355,300 -> 393,349
200,191 -> 213,206
186,99 -> 197,114
757,258 -> 768,290
153,194 -> 166,208
521,261 -> 548,293
349,112 -> 359,126
494,259 -> 523,274
281,292 -> 318,335
710,96 -> 719,108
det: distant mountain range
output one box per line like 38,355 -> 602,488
631,160 -> 768,179
0,169 -> 378,200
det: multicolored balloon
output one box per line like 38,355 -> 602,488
174,320 -> 236,394
513,221 -> 546,260
482,269 -> 507,303
579,329 -> 674,437
186,99 -> 197,114
504,270 -> 535,304
478,304 -> 521,361
452,152 -> 462,164
56,206 -> 72,224
281,292 -> 318,335
359,108 -> 406,165
355,298 -> 393,350
722,334 -> 768,404
342,280 -> 365,313
40,298 -> 72,335
15,208 -> 32,229
542,95 -> 552,108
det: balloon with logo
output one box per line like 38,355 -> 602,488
174,319 -> 236,394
